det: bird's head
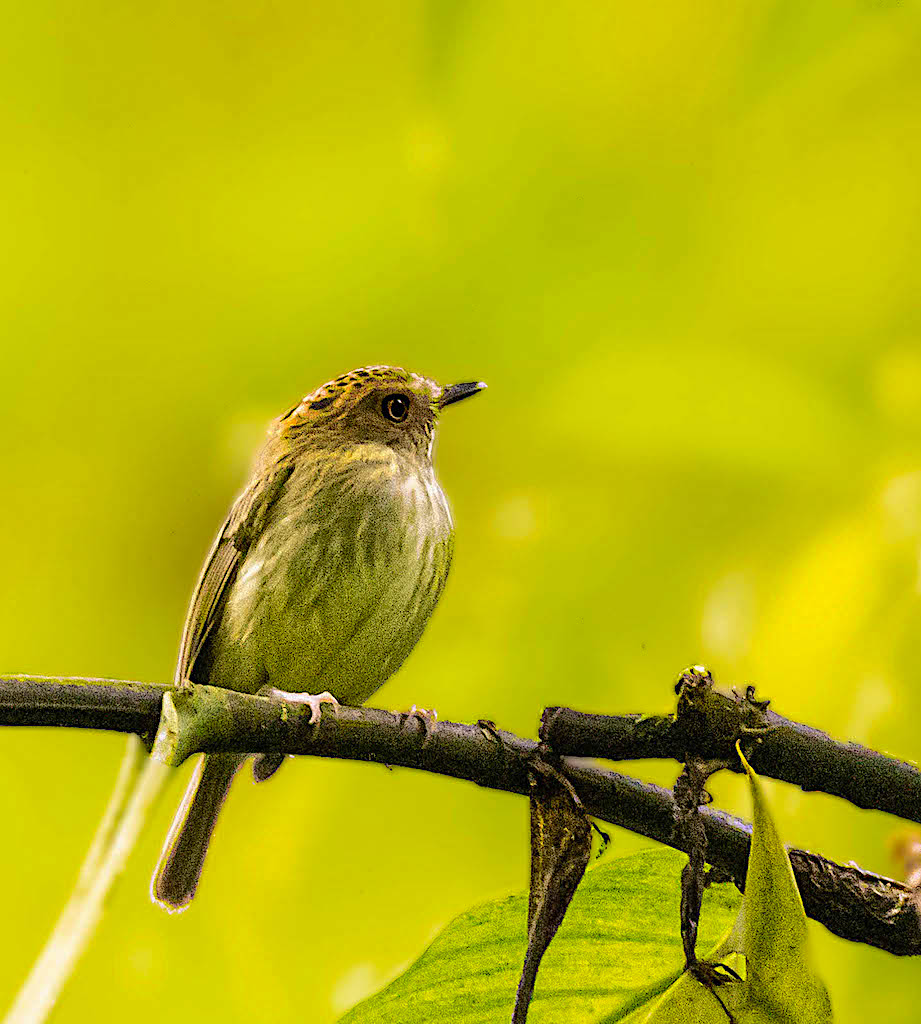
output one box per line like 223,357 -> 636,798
277,365 -> 485,459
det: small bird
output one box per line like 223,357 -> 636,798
152,365 -> 485,910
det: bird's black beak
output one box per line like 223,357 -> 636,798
440,381 -> 487,408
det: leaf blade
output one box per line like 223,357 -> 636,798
338,849 -> 741,1024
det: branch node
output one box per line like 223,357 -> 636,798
674,667 -> 773,765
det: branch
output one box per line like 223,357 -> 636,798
1,674 -> 919,956
541,699 -> 921,824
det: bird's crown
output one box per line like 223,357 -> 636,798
273,365 -> 484,457
295,366 -> 440,420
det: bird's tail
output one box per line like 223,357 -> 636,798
3,738 -> 172,1024
151,752 -> 243,911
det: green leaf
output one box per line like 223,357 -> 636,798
728,747 -> 832,1023
337,849 -> 741,1024
633,749 -> 833,1024
618,963 -> 745,1024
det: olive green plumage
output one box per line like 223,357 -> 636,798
152,365 -> 484,910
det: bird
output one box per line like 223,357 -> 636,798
151,365 -> 485,910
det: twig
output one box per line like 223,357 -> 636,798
1,674 -> 919,956
4,739 -> 146,1024
541,698 -> 921,823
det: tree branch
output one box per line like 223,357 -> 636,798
1,674 -> 918,956
541,700 -> 921,824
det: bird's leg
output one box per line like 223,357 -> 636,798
259,687 -> 340,725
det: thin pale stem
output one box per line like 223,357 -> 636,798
4,737 -> 148,1024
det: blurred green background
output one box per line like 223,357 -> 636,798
2,0 -> 921,1020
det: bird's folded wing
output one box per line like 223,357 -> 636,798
174,460 -> 294,683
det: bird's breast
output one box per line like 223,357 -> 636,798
217,454 -> 454,702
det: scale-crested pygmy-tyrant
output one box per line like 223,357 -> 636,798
152,365 -> 485,910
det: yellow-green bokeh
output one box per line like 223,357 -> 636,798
2,1 -> 921,1020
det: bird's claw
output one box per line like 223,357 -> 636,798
397,705 -> 438,743
260,687 -> 340,725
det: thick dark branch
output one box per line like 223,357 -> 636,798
1,674 -> 918,956
0,676 -> 169,737
542,699 -> 921,824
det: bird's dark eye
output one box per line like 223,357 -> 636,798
381,393 -> 410,423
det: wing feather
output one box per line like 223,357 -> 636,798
174,460 -> 294,683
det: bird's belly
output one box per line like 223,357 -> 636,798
266,588 -> 428,704
212,478 -> 452,704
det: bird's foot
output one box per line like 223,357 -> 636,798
260,687 -> 340,725
396,705 -> 438,743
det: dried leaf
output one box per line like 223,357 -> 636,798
512,760 -> 593,1023
629,746 -> 832,1024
